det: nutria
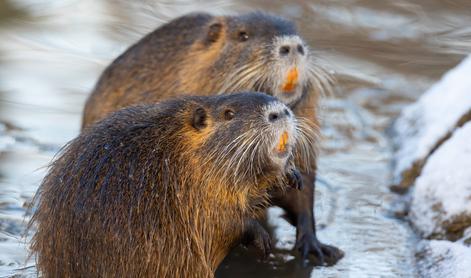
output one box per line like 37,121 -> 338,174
30,93 -> 308,277
82,11 -> 343,265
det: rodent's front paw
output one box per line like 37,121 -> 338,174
242,220 -> 272,259
251,226 -> 272,259
295,233 -> 344,267
286,168 -> 303,190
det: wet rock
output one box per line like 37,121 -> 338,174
416,240 -> 471,278
410,122 -> 471,240
391,56 -> 471,193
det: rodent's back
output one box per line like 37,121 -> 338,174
33,93 -> 297,277
32,104 -> 200,276
83,13 -> 215,127
82,12 -> 316,129
82,12 -> 322,175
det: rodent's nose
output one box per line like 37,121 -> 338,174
279,44 -> 304,56
268,108 -> 291,122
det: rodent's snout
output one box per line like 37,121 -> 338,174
265,101 -> 292,124
270,35 -> 308,104
275,35 -> 306,59
279,43 -> 304,57
268,107 -> 291,123
264,101 -> 296,161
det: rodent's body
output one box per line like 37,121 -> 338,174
83,12 -> 329,138
30,93 -> 300,277
82,12 -> 343,265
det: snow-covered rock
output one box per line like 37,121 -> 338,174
416,240 -> 471,278
391,56 -> 471,193
410,122 -> 471,240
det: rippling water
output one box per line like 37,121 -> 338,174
1,1 -> 470,277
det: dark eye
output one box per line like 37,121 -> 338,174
224,109 -> 235,120
238,31 -> 249,42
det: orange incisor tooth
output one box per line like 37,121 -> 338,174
282,67 -> 298,92
277,131 -> 289,152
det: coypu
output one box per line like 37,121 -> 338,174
29,93 -> 306,277
82,12 -> 343,265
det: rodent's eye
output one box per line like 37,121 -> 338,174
224,109 -> 235,121
238,31 -> 249,42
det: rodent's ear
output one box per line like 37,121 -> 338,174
191,107 -> 207,130
206,20 -> 223,43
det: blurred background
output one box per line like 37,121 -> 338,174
0,0 -> 470,277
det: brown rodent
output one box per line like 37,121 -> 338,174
82,11 -> 343,265
29,93 -> 307,277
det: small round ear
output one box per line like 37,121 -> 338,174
206,20 -> 223,43
191,107 -> 207,130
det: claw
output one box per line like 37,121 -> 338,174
243,220 -> 272,260
264,236 -> 272,259
254,232 -> 272,259
322,244 -> 345,266
300,242 -> 310,267
295,234 -> 343,267
312,243 -> 325,266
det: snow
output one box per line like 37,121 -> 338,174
398,57 -> 471,276
410,122 -> 471,239
416,240 -> 471,278
392,55 -> 471,187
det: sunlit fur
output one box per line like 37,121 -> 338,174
201,101 -> 297,191
219,35 -> 333,106
30,93 -> 309,278
81,12 -> 327,177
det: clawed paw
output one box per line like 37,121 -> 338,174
252,227 -> 272,259
295,234 -> 344,266
242,220 -> 272,259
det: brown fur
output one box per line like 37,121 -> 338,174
81,12 -> 343,265
30,93 -> 303,277
82,12 -> 324,174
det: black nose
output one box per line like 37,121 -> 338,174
268,109 -> 290,122
279,44 -> 304,56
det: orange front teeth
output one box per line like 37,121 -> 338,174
277,131 -> 289,152
281,67 -> 298,93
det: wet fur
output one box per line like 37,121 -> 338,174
82,12 -> 325,173
81,11 -> 343,265
30,94 -> 297,277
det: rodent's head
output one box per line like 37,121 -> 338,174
183,93 -> 297,186
197,12 -> 331,107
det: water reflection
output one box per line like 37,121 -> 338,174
0,0 -> 470,277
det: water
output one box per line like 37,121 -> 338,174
0,0 -> 470,277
